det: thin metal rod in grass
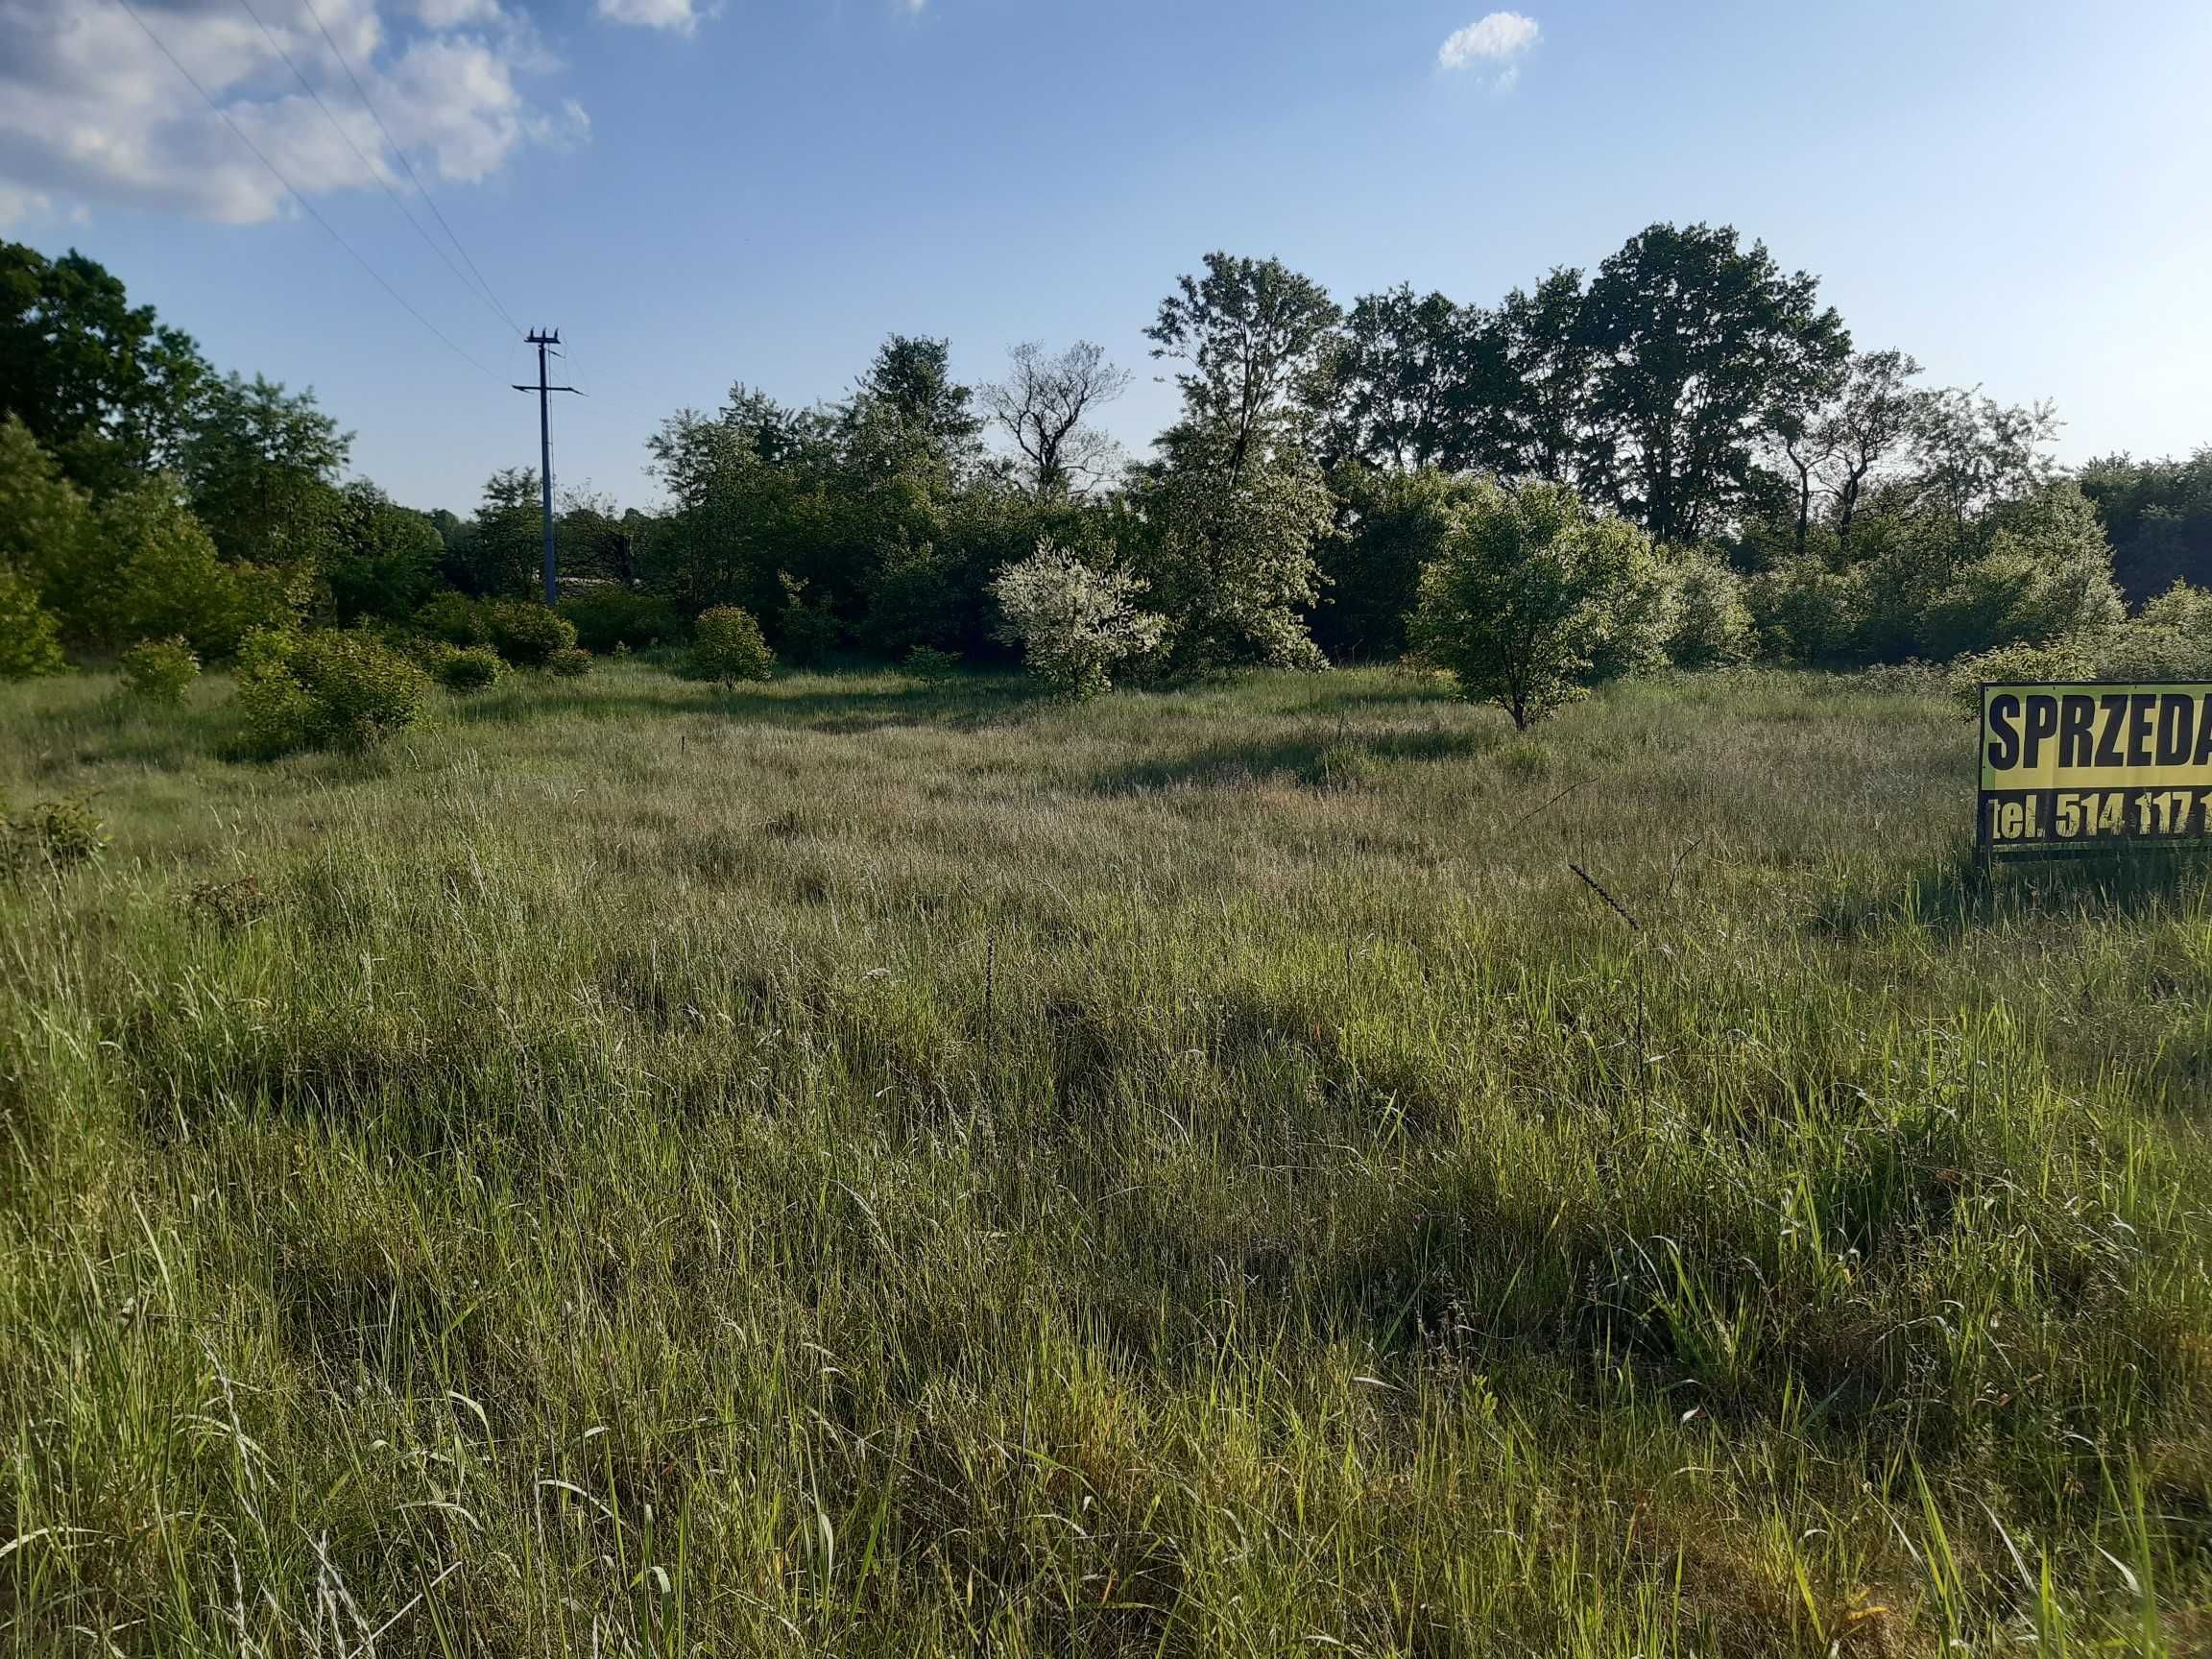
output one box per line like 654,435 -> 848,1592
1568,860 -> 1650,1130
1507,776 -> 1595,834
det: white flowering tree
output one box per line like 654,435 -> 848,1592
990,538 -> 1165,699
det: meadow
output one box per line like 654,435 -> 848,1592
4,659 -> 2210,1656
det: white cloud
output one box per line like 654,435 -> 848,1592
0,0 -> 578,226
414,0 -> 501,25
593,0 -> 705,33
1438,11 -> 1541,72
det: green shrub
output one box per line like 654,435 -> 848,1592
1,794 -> 106,878
546,646 -> 592,678
1944,601 -> 2212,717
2090,621 -> 2212,683
415,592 -> 490,646
0,417 -> 92,605
1665,550 -> 1756,669
0,568 -> 64,679
904,644 -> 961,681
559,587 -> 682,652
433,645 -> 503,692
1746,556 -> 1863,664
233,628 -> 430,756
691,606 -> 775,685
1943,637 -> 2102,716
2139,579 -> 2212,636
1409,483 -> 1668,729
990,540 -> 1164,700
484,600 -> 578,668
117,636 -> 200,704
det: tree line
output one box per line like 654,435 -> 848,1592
4,229 -> 2209,705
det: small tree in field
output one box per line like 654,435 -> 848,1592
1410,483 -> 1667,729
118,636 -> 200,703
691,606 -> 774,685
992,538 -> 1165,699
0,569 -> 64,679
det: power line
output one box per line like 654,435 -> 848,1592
232,0 -> 519,339
298,0 -> 526,338
117,0 -> 501,380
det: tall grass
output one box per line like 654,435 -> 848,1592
3,661 -> 2208,1654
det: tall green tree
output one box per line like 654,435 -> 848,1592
1139,252 -> 1342,671
850,335 -> 983,466
1490,269 -> 1596,486
1323,286 -> 1503,474
1132,426 -> 1335,672
643,391 -> 841,623
182,373 -> 350,567
2079,448 -> 2212,603
1147,252 -> 1341,464
444,469 -> 546,598
1578,224 -> 1849,543
322,481 -> 442,624
1903,388 -> 2060,533
0,242 -> 209,495
1814,349 -> 1924,556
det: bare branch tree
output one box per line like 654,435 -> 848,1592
1813,349 -> 1925,553
981,341 -> 1132,496
1769,410 -> 1838,561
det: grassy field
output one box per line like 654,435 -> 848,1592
4,658 -> 2211,1656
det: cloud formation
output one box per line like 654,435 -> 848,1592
594,0 -> 705,33
1438,11 -> 1540,78
0,0 -> 583,225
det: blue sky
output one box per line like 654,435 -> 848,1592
6,0 -> 2210,514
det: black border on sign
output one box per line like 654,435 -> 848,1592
1975,680 -> 2212,869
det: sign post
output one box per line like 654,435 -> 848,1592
1978,682 -> 2212,867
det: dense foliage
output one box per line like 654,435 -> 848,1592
1411,482 -> 1669,727
232,627 -> 429,756
427,643 -> 503,692
689,604 -> 775,684
991,538 -> 1166,698
116,636 -> 200,704
4,231 -> 2209,718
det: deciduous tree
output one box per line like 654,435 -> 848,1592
1139,253 -> 1341,671
182,373 -> 349,567
981,341 -> 1129,496
0,241 -> 208,495
1579,224 -> 1849,542
1410,482 -> 1668,728
1814,349 -> 1923,555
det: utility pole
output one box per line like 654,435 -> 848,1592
514,329 -> 579,607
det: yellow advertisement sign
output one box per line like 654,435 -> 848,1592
1979,683 -> 2212,852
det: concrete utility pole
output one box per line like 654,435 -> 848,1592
514,329 -> 579,607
